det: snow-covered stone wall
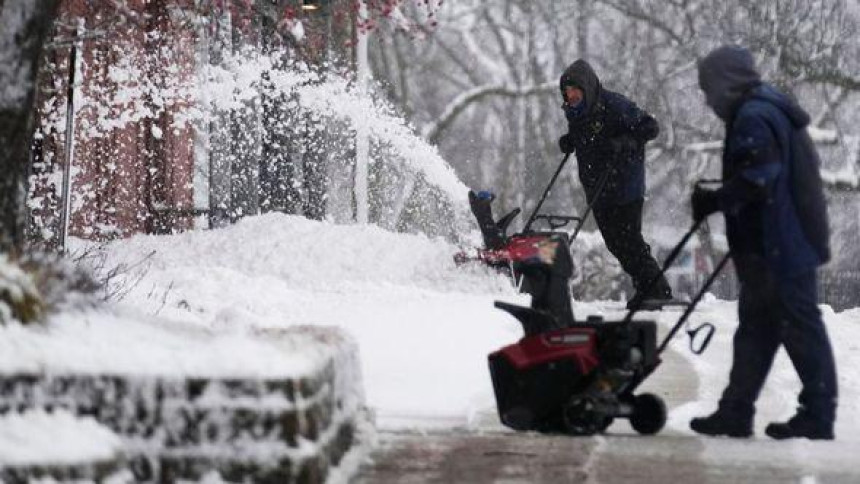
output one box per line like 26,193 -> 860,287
0,323 -> 370,483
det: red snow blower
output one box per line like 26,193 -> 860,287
474,173 -> 729,436
455,152 -> 608,327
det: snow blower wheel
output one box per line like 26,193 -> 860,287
562,395 -> 609,436
629,393 -> 667,435
560,395 -> 615,436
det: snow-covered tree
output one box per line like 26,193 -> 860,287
1,0 -> 59,255
370,0 -> 860,297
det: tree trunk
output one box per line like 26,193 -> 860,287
0,0 -> 59,253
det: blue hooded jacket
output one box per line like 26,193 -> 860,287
559,60 -> 659,207
699,47 -> 830,277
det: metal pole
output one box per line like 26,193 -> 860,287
354,0 -> 369,224
569,158 -> 615,244
58,36 -> 78,253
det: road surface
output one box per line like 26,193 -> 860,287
356,347 -> 858,483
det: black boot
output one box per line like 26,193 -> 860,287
627,277 -> 673,310
690,403 -> 753,438
765,409 -> 834,440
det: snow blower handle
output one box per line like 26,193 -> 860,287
658,252 -> 731,356
649,179 -> 730,356
523,152 -> 573,233
687,321 -> 716,355
568,158 -> 617,245
622,179 -> 725,322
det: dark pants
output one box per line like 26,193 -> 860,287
592,199 -> 669,296
721,256 -> 838,423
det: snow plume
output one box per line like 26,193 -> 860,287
195,51 -> 472,238
40,35 -> 472,241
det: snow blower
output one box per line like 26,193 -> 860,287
487,181 -> 730,436
455,152 -> 615,325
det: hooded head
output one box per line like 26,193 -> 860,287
560,59 -> 601,117
698,46 -> 762,120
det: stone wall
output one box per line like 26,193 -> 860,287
0,327 -> 370,483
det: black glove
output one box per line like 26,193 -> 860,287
609,135 -> 639,155
691,185 -> 722,222
558,134 -> 575,154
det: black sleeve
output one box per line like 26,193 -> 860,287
611,94 -> 660,142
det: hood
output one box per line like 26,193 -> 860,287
697,46 -> 762,120
747,84 -> 811,129
560,59 -> 601,115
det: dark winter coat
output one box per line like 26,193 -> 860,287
559,60 -> 659,207
698,47 -> 830,277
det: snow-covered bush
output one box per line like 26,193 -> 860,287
0,252 -> 101,326
0,255 -> 44,325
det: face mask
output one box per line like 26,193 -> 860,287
565,101 -> 586,119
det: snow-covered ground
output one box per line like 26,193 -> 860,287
5,213 -> 860,474
87,214 -> 860,434
86,214 -> 522,428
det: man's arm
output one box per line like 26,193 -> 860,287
718,111 -> 782,214
612,94 -> 659,142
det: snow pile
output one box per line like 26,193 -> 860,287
97,213 -> 512,299
0,311 -> 339,379
0,409 -> 121,466
82,214 -> 519,427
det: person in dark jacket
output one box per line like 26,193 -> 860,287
689,45 -> 838,440
558,59 -> 671,309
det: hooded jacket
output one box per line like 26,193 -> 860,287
559,60 -> 659,206
698,46 -> 830,277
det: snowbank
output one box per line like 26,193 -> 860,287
0,310 -> 334,379
82,214 -> 519,429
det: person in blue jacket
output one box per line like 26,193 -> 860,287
558,60 -> 672,309
690,45 -> 838,440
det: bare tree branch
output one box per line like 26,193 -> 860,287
422,82 -> 556,144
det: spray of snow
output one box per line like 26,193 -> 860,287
58,43 -> 468,219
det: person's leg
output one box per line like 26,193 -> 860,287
720,260 -> 783,409
593,200 -> 670,301
691,256 -> 781,437
765,270 -> 837,439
